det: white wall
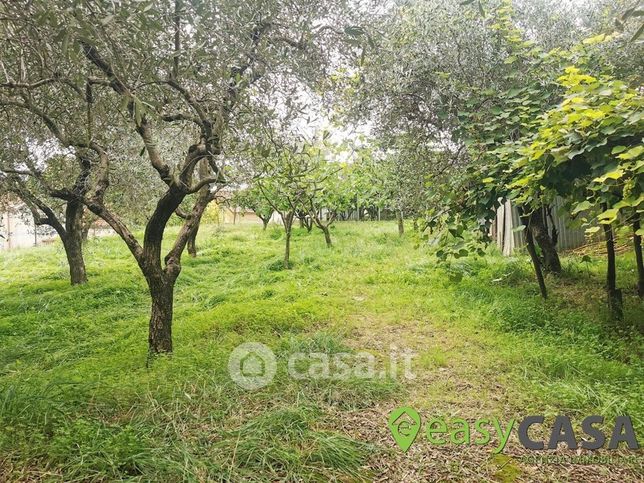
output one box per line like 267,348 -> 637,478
0,206 -> 56,251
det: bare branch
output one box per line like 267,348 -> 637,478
81,42 -> 173,185
0,97 -> 69,145
186,176 -> 220,194
161,112 -> 201,124
85,199 -> 144,262
164,188 -> 218,267
172,0 -> 182,80
165,79 -> 208,125
6,177 -> 65,235
0,78 -> 56,89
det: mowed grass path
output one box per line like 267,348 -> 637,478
0,222 -> 642,481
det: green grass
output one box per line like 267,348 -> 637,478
0,221 -> 642,481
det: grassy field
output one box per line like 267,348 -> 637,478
0,221 -> 642,481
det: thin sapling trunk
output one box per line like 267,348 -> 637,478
397,210 -> 404,236
633,219 -> 644,299
519,208 -> 548,299
530,208 -> 562,274
602,218 -> 623,320
281,210 -> 295,269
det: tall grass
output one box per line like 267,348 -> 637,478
0,221 -> 641,480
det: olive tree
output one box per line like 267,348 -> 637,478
0,0 -> 356,354
255,142 -> 318,268
304,163 -> 353,247
0,126 -> 92,284
233,185 -> 274,230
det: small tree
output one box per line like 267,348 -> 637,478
255,143 -> 317,268
513,67 -> 643,317
302,159 -> 350,247
349,152 -> 390,223
233,186 -> 274,230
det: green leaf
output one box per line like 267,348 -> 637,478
572,200 -> 592,215
132,97 -> 144,126
582,34 -> 607,45
594,169 -> 624,182
617,146 -> 643,160
455,248 -> 469,259
507,88 -> 523,98
511,177 -> 530,187
344,26 -> 365,37
597,208 -> 619,224
566,147 -> 585,159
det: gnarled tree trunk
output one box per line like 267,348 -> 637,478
81,212 -> 97,243
140,188 -> 185,354
285,229 -> 291,267
186,210 -> 204,257
298,213 -> 312,232
81,222 -> 91,243
187,230 -> 197,257
61,200 -> 88,285
94,183 -> 214,357
12,184 -> 88,285
146,271 -> 175,354
86,179 -> 212,357
61,232 -> 87,285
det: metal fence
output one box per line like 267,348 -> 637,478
492,198 -> 587,256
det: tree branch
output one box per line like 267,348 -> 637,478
0,78 -> 56,89
164,188 -> 218,271
85,199 -> 144,262
81,42 -> 173,184
0,97 -> 69,145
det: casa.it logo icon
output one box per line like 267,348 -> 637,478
388,406 -> 421,452
228,342 -> 277,390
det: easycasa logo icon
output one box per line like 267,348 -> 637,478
387,407 -> 640,453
